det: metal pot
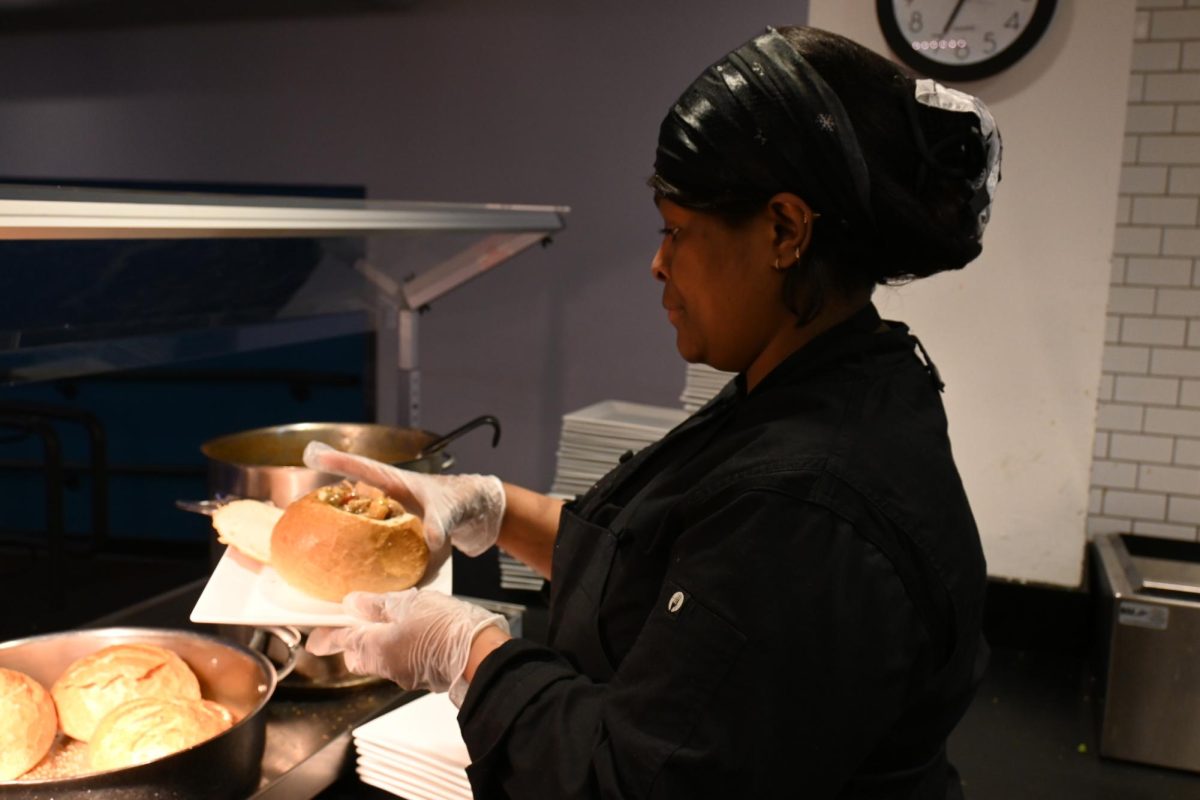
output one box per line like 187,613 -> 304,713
200,413 -> 500,507
0,626 -> 298,800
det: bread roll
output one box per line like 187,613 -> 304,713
88,696 -> 233,771
50,643 -> 201,742
270,480 -> 428,602
0,668 -> 57,780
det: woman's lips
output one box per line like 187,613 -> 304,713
662,289 -> 683,324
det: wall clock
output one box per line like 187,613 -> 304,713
876,0 -> 1058,82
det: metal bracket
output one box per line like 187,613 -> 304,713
357,230 -> 553,428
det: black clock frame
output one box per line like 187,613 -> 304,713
876,0 -> 1058,82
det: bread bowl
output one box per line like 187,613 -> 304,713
50,643 -> 201,742
269,480 -> 428,602
0,667 -> 57,780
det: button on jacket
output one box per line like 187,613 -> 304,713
460,304 -> 988,799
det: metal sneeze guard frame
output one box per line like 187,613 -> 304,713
0,183 -> 569,426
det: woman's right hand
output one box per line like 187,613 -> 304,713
302,441 -> 507,557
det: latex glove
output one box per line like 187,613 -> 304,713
306,589 -> 509,707
303,441 -> 505,557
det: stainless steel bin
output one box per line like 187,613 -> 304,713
1093,532 -> 1200,772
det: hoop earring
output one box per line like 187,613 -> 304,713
773,257 -> 786,272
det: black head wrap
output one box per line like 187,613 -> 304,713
654,27 -> 874,232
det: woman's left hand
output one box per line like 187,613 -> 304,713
303,441 -> 507,558
306,589 -> 510,706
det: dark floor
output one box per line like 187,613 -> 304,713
5,542 -> 1200,799
949,648 -> 1200,800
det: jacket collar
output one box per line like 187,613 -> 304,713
737,303 -> 911,397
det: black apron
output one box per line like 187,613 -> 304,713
544,390 -> 735,681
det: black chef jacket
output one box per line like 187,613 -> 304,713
459,303 -> 988,800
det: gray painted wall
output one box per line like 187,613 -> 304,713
0,1 -> 806,490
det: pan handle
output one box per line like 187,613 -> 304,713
175,499 -> 224,516
249,625 -> 302,681
174,494 -> 242,516
418,415 -> 501,458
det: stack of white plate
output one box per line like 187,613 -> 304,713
550,400 -> 689,497
498,547 -> 548,592
497,490 -> 573,591
680,363 -> 734,412
353,692 -> 472,800
498,400 -> 688,593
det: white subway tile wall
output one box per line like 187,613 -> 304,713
1114,373 -> 1180,402
1092,0 -> 1200,542
1126,256 -> 1192,284
1108,286 -> 1157,314
1133,41 -> 1182,71
1122,165 -> 1171,193
1169,165 -> 1200,191
1093,460 -> 1140,488
1100,373 -> 1116,401
1154,9 -> 1200,38
1104,489 -> 1168,519
1102,345 -> 1152,373
1132,520 -> 1197,539
1107,315 -> 1122,343
1136,12 -> 1152,41
1120,317 -> 1188,345
1118,196 -> 1133,224
1111,432 -> 1176,461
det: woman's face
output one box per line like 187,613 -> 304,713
652,198 -> 791,374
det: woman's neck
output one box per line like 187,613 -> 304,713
744,290 -> 873,392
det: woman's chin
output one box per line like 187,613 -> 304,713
673,336 -> 702,364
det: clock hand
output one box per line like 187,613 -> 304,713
940,0 -> 969,36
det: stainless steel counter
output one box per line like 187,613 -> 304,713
85,578 -> 417,800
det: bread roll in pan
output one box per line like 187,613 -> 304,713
0,626 -> 297,800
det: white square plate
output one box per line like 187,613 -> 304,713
357,768 -> 466,800
356,748 -> 471,795
189,545 -> 452,628
562,400 -> 688,433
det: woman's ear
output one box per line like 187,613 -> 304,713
767,193 -> 816,267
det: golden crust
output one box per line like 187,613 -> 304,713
270,485 -> 428,602
88,696 -> 233,772
50,643 -> 201,742
0,668 -> 57,780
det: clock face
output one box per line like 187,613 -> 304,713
877,0 -> 1058,81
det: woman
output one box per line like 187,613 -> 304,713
306,25 -> 996,799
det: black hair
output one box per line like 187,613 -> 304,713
650,26 -> 991,324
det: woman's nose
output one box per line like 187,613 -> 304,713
651,244 -> 667,283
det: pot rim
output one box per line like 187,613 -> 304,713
201,420 -> 440,448
200,421 -> 448,469
0,626 -> 278,787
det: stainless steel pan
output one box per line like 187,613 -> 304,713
0,626 -> 297,800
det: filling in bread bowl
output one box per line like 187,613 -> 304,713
316,481 -> 405,520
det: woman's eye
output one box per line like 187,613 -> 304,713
658,226 -> 680,240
